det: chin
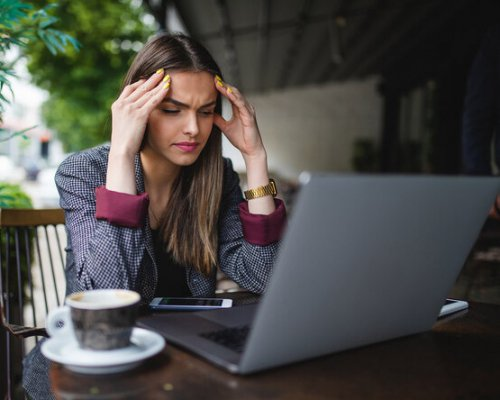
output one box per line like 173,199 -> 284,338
171,154 -> 201,167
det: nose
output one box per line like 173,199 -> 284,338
183,112 -> 199,137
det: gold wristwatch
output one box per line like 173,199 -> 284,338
244,179 -> 278,200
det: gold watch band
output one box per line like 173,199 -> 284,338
244,179 -> 278,200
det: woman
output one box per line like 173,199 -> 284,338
23,33 -> 285,398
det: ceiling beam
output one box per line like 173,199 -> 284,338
375,1 -> 470,83
314,0 -> 379,83
215,0 -> 242,88
318,0 -> 400,82
327,15 -> 347,66
257,0 -> 271,91
276,0 -> 314,89
331,1 -> 446,82
299,0 -> 349,85
194,13 -> 334,42
346,1 -> 438,79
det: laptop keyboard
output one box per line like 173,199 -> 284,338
200,325 -> 250,353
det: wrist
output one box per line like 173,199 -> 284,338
243,148 -> 267,168
109,144 -> 137,161
106,150 -> 137,195
243,150 -> 268,186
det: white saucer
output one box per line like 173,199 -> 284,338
41,327 -> 165,374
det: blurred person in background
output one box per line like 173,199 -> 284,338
462,24 -> 500,220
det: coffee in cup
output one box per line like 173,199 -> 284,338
46,289 -> 141,350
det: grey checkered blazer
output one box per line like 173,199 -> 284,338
23,144 -> 283,399
58,144 -> 282,300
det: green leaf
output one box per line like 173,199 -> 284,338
39,16 -> 58,29
0,0 -> 79,127
0,125 -> 36,143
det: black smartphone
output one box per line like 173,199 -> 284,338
149,297 -> 233,311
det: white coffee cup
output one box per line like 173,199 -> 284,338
46,289 -> 141,350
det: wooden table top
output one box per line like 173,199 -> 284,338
49,301 -> 500,400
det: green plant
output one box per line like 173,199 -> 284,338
0,182 -> 33,289
26,0 -> 156,152
0,0 -> 79,142
0,182 -> 33,208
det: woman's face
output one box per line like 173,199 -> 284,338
143,70 -> 218,168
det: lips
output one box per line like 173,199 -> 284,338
173,142 -> 199,152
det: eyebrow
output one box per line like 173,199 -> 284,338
164,98 -> 217,109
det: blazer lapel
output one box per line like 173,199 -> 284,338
134,153 -> 156,270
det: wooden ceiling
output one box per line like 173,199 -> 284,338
143,0 -> 499,94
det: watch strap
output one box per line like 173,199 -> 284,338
244,179 -> 278,200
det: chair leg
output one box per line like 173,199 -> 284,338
1,328 -> 7,399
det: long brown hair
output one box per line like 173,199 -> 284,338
122,33 -> 224,276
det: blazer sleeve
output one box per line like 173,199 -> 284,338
55,150 -> 152,293
217,159 -> 286,294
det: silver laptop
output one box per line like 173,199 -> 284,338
139,174 -> 499,374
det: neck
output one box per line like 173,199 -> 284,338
140,148 -> 181,191
140,148 -> 181,229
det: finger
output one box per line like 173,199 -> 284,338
118,79 -> 146,100
140,75 -> 171,112
227,94 -> 257,128
215,78 -> 254,118
214,75 -> 234,99
225,85 -> 251,113
213,113 -> 229,132
128,70 -> 166,103
134,74 -> 171,109
129,72 -> 164,103
214,75 -> 225,89
213,78 -> 240,118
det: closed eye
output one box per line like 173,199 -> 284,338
161,109 -> 179,114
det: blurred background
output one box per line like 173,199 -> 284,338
2,0 -> 500,207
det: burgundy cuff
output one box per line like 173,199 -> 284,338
95,186 -> 149,228
238,199 -> 287,246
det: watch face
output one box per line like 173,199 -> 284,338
270,179 -> 277,195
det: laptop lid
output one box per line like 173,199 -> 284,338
139,174 -> 499,374
238,174 -> 499,373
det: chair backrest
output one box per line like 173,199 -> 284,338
0,208 -> 66,399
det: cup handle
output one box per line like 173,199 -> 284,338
46,306 -> 74,339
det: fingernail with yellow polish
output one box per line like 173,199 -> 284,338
163,74 -> 170,82
216,80 -> 224,87
227,86 -> 233,94
163,82 -> 170,90
215,74 -> 222,82
156,68 -> 164,74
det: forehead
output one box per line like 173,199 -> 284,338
165,71 -> 217,106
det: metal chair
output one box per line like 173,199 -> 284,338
0,208 -> 66,400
